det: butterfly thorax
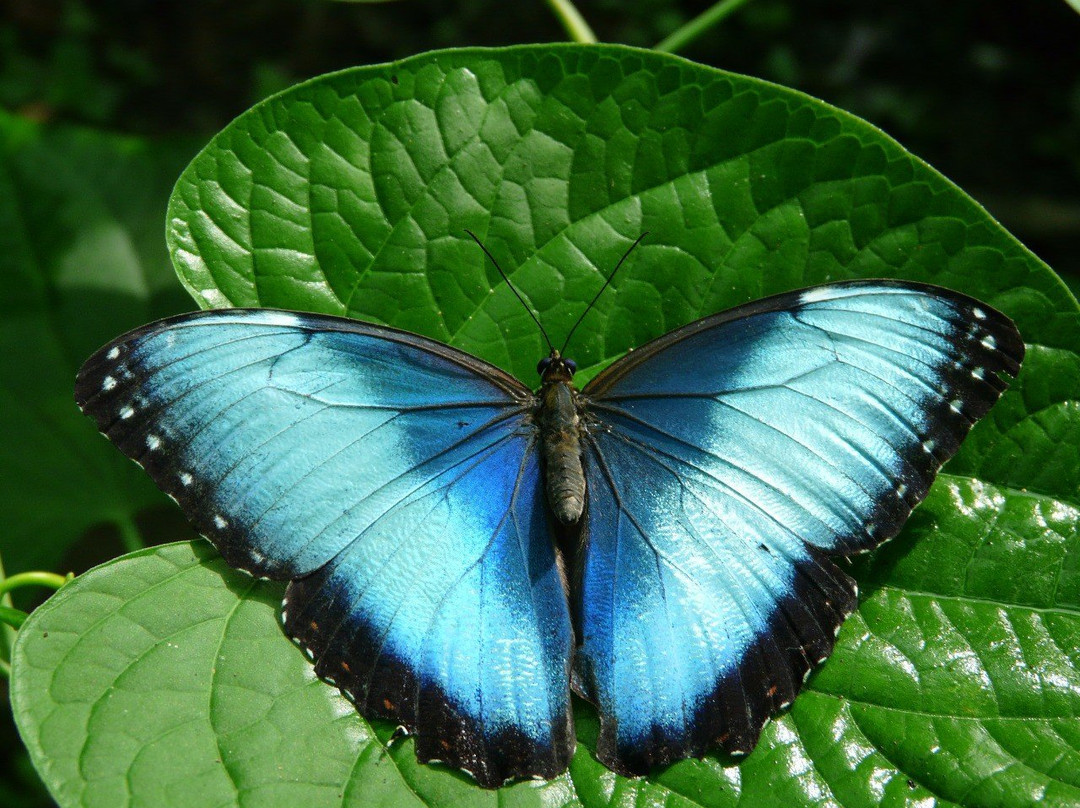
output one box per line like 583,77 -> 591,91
537,351 -> 585,524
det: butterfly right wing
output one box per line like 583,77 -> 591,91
75,309 -> 574,787
574,281 -> 1023,774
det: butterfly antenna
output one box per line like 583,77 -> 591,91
465,230 -> 554,352
559,231 -> 648,355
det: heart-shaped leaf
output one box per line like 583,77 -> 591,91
14,44 -> 1080,806
166,45 -> 1077,380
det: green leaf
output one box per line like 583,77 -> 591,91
813,475 -> 1080,805
14,44 -> 1080,806
167,44 -> 1077,385
946,345 -> 1080,505
0,110 -> 199,576
11,543 -> 581,807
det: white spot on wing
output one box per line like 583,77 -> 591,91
120,406 -> 134,420
102,376 -> 116,391
973,307 -> 987,320
213,514 -> 228,529
972,366 -> 985,380
949,399 -> 963,413
107,347 -> 120,360
980,335 -> 996,349
179,471 -> 193,486
255,311 -> 304,328
799,286 -> 836,305
146,434 -> 161,450
922,440 -> 936,453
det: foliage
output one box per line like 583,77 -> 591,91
2,1 -> 1077,280
6,45 -> 1080,806
0,107 -> 200,808
0,110 -> 199,578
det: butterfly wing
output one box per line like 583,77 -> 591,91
575,280 -> 1024,774
75,309 -> 574,787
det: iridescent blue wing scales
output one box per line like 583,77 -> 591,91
576,281 -> 1023,774
285,430 -> 574,784
75,310 -> 574,788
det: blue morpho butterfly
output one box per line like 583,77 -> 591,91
75,232 -> 1024,788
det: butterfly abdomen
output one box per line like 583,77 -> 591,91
539,381 -> 586,524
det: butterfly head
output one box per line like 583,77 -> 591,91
537,351 -> 577,383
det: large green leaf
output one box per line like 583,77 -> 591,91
11,543 -> 582,808
167,45 -> 1076,382
13,45 -> 1080,806
0,110 -> 199,576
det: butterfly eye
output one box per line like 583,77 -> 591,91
537,357 -> 552,376
564,359 -> 577,375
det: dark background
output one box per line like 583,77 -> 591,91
4,0 -> 1078,282
1,0 -> 1077,804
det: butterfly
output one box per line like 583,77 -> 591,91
75,244 -> 1023,788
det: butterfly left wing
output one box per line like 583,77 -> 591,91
75,309 -> 574,787
574,281 -> 1024,775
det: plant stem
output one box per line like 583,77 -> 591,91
654,0 -> 754,53
0,606 -> 28,630
116,513 -> 146,553
0,571 -> 70,599
0,551 -> 13,670
545,0 -> 598,44
0,557 -> 69,675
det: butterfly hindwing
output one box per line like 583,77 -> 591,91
578,435 -> 856,771
283,430 -> 575,786
75,309 -> 575,788
575,281 -> 1023,773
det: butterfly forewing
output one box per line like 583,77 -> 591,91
575,280 -> 1023,773
75,309 -> 575,788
